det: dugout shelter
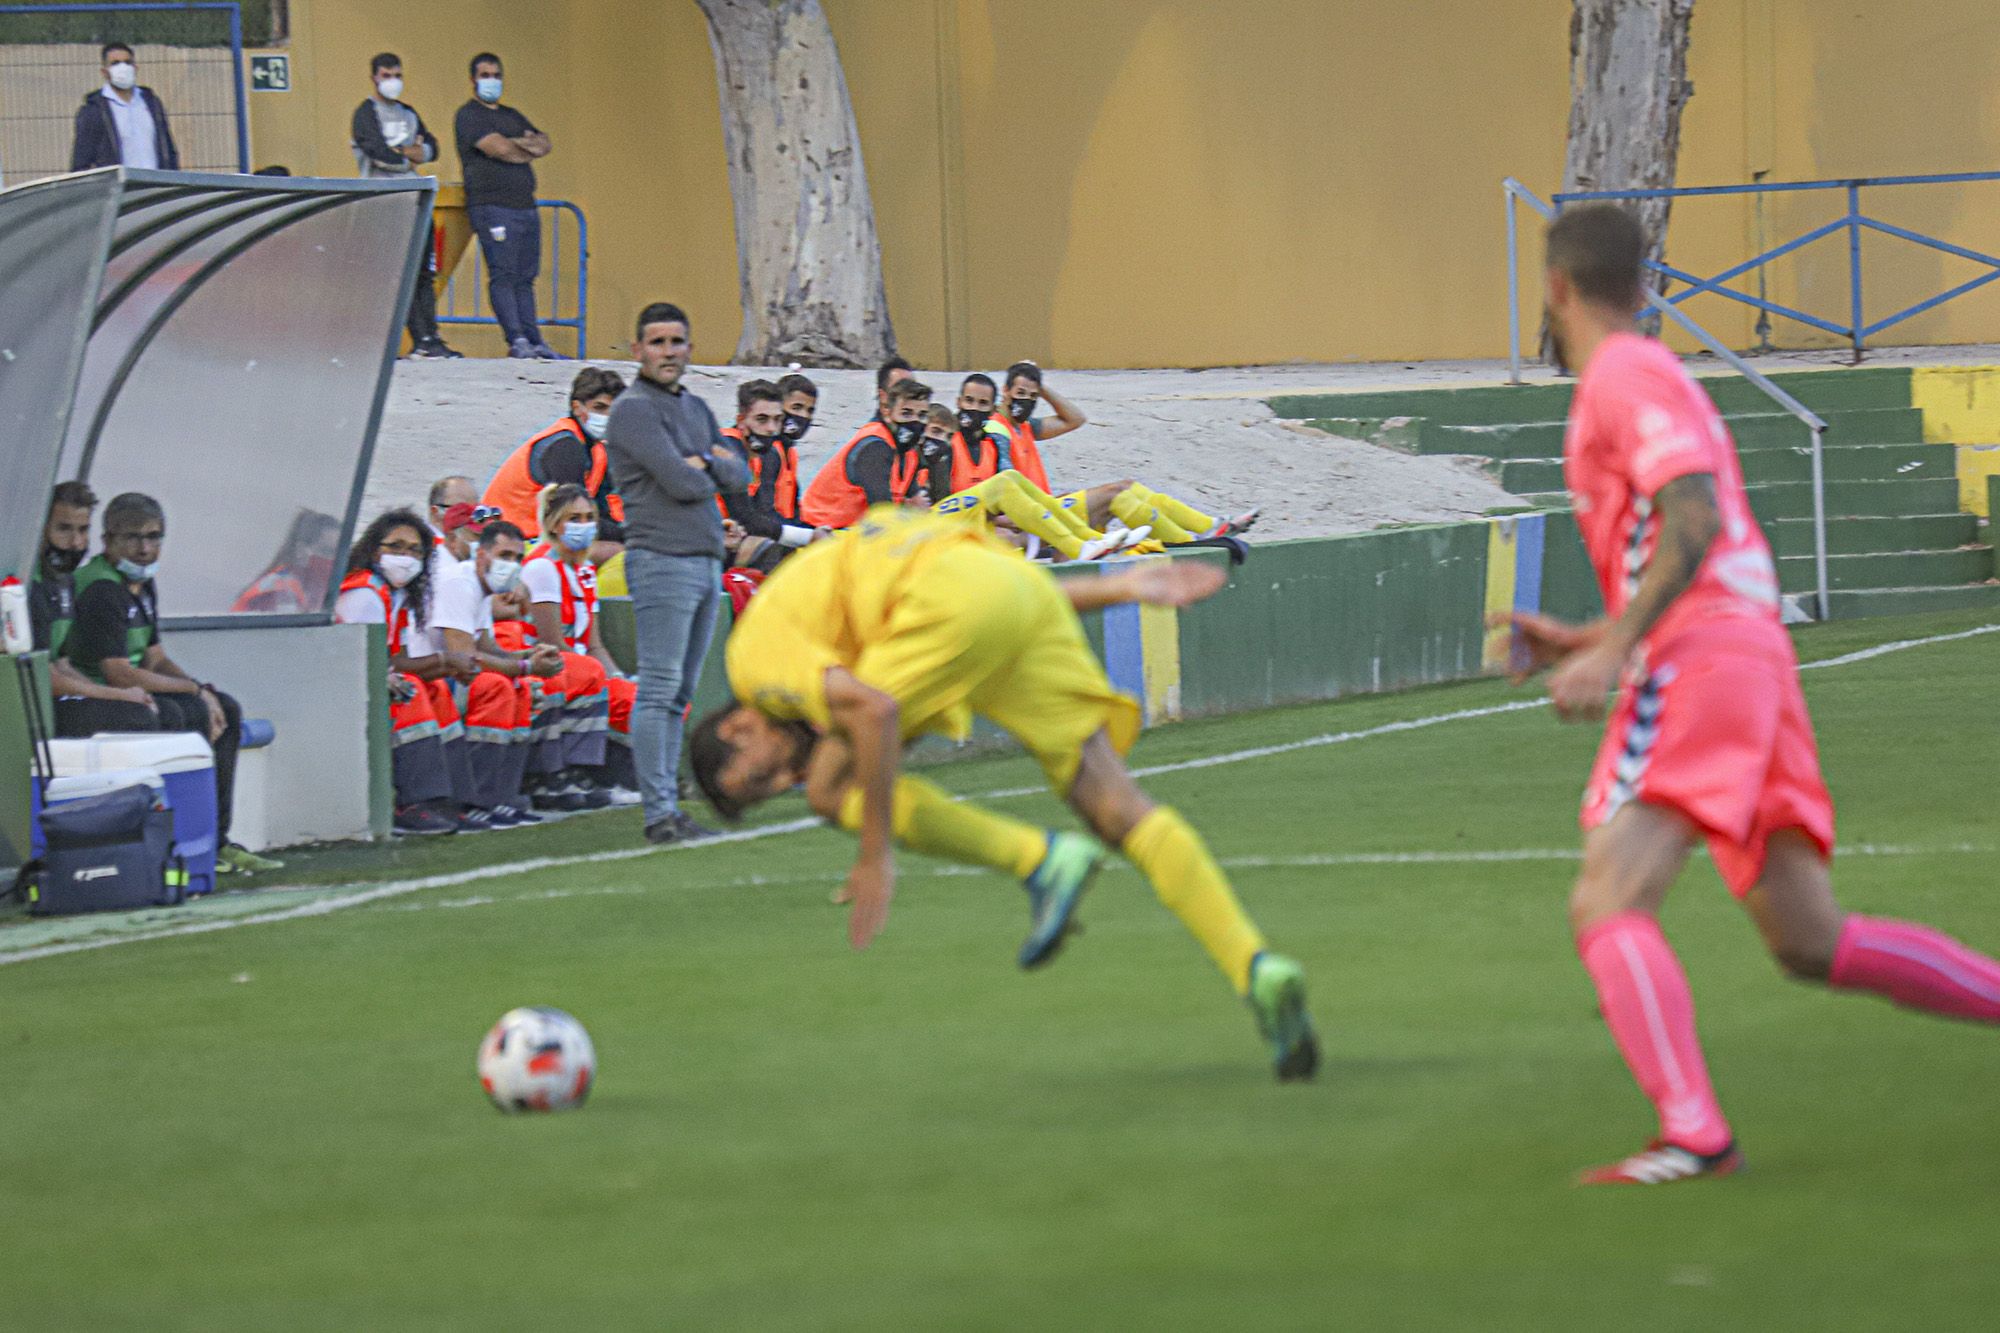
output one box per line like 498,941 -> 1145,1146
1,166 -> 433,864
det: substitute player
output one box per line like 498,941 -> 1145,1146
686,509 -> 1318,1080
1505,204 -> 2000,1185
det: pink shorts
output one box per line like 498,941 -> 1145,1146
1581,619 -> 1835,896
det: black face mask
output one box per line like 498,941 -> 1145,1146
781,412 -> 812,441
1006,397 -> 1035,423
41,545 -> 83,577
891,419 -> 924,449
747,431 -> 781,450
957,408 -> 988,434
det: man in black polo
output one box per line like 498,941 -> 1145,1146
68,492 -> 278,874
453,52 -> 556,360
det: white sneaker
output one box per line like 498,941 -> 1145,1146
604,785 -> 643,807
1114,524 -> 1153,552
1076,534 -> 1117,561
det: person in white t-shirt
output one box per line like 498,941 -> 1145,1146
500,483 -> 641,809
431,520 -> 567,825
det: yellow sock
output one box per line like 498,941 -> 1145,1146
1110,484 -> 1203,545
1001,473 -> 1095,541
1053,489 -> 1104,541
981,474 -> 1099,558
1148,488 -> 1218,537
840,776 -> 1046,878
1122,806 -> 1265,993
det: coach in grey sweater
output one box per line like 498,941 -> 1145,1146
605,303 -> 749,843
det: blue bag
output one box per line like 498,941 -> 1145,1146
29,784 -> 184,915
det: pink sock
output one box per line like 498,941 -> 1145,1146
1576,911 -> 1733,1154
1830,916 -> 2000,1022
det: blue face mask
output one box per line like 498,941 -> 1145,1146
115,557 -> 158,582
475,76 -> 503,104
559,521 -> 597,553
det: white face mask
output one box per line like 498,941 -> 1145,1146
376,75 -> 404,100
475,76 -> 503,104
378,553 -> 423,588
582,412 -> 610,441
485,557 -> 522,593
107,62 -> 137,91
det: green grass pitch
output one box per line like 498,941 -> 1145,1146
2,611 -> 1996,1328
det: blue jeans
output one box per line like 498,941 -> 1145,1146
468,203 -> 541,346
625,548 -> 722,826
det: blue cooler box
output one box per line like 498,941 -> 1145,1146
30,769 -> 170,857
49,734 -> 219,896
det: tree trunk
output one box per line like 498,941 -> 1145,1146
695,0 -> 896,368
1550,0 -> 1696,351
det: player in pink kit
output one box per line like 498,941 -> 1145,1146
1505,205 -> 2000,1185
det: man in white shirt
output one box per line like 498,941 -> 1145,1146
431,521 -> 565,826
71,41 -> 180,172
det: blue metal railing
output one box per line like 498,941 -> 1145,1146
438,198 -> 589,356
1551,171 -> 2000,364
1502,177 -> 1834,620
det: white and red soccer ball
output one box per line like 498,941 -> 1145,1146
478,1006 -> 595,1113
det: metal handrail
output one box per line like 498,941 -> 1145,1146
1503,177 -> 1832,619
439,197 -> 589,356
1555,170 -> 2000,362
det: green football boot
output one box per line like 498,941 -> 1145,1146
1018,831 -> 1108,969
1247,951 -> 1319,1081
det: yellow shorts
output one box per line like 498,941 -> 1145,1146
851,543 -> 1140,791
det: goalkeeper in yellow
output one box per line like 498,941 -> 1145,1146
687,508 -> 1317,1080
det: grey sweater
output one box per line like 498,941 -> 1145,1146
604,377 -> 749,559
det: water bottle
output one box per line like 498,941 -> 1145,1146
0,576 -> 29,655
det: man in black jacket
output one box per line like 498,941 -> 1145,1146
351,51 -> 458,359
70,42 -> 180,172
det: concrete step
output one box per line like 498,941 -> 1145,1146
1269,365 -> 1912,428
1510,479 -> 1962,520
1777,547 -> 1995,593
1749,478 -> 1963,519
1823,582 -> 2000,619
1498,441 -> 1955,493
1306,405 -> 1926,462
1764,513 -> 1979,558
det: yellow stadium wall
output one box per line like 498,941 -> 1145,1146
246,0 -> 2000,368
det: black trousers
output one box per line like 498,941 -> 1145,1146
405,267 -> 440,345
54,695 -> 162,737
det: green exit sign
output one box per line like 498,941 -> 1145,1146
249,54 -> 290,92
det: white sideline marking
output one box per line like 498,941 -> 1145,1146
1,622 -> 1992,967
356,842 -> 1994,920
1795,621 -> 2000,671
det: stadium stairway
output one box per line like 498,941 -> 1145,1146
1270,367 -> 2000,619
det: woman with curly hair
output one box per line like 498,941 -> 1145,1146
333,508 -> 465,835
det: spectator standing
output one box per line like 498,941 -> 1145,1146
352,52 -> 460,360
70,41 -> 180,172
453,53 -> 557,360
68,492 -> 280,872
603,303 -> 748,844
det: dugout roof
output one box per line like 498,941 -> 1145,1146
0,167 -> 432,623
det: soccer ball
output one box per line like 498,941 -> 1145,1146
477,1006 -> 596,1113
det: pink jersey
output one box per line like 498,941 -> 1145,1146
1563,333 -> 1781,651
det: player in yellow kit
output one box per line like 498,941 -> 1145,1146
686,507 -> 1317,1079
